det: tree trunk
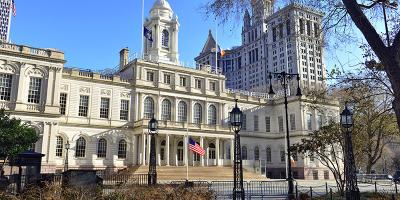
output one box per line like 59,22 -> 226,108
382,58 -> 400,129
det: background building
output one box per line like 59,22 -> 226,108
196,2 -> 327,93
0,0 -> 13,42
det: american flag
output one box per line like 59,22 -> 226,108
11,0 -> 16,17
188,138 -> 205,156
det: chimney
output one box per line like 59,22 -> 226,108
119,48 -> 129,70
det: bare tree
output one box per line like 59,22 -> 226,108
292,123 -> 346,195
203,0 -> 400,129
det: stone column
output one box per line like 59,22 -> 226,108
45,69 -> 54,106
216,138 -> 220,166
200,137 -> 204,166
142,134 -> 146,165
166,134 -> 170,166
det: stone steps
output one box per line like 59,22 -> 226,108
127,166 -> 267,181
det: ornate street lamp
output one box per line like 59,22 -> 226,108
340,104 -> 360,200
268,71 -> 302,199
230,99 -> 245,200
64,141 -> 70,172
148,116 -> 158,185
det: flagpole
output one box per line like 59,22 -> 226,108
186,127 -> 189,181
215,18 -> 218,73
141,0 -> 145,58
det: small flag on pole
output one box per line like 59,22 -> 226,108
11,0 -> 16,17
188,138 -> 205,156
143,27 -> 153,42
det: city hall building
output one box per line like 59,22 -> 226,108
0,0 -> 339,180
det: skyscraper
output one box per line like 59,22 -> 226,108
0,0 -> 13,42
196,2 -> 327,93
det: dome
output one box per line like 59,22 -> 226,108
151,0 -> 172,11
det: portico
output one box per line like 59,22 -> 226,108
135,121 -> 234,167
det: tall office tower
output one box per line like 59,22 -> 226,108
0,0 -> 13,42
197,3 -> 327,93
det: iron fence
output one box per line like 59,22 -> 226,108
1,173 -> 399,200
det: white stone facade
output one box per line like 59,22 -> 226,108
0,0 -> 339,180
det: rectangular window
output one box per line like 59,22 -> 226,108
265,116 -> 271,132
278,116 -> 284,132
0,73 -> 12,101
317,114 -> 323,129
164,74 -> 171,84
280,149 -> 285,162
313,170 -> 319,180
180,76 -> 187,87
254,115 -> 259,131
120,100 -> 129,120
59,93 -> 67,115
195,79 -> 202,89
28,77 -> 42,104
307,113 -> 312,130
100,98 -> 110,119
146,71 -> 154,82
78,95 -> 89,117
299,19 -> 304,34
242,114 -> 247,130
307,21 -> 311,36
324,170 -> 329,180
290,114 -> 296,130
210,81 -> 216,91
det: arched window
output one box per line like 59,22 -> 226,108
118,139 -> 127,159
161,99 -> 172,121
241,146 -> 248,160
208,105 -> 217,125
55,136 -> 63,157
193,103 -> 202,124
144,97 -> 154,119
97,138 -> 107,158
209,143 -> 216,159
75,137 -> 86,158
266,147 -> 272,163
254,146 -> 260,161
162,29 -> 169,48
178,101 -> 188,122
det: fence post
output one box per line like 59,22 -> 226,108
330,188 -> 333,200
325,182 -> 328,197
310,186 -> 313,200
395,182 -> 398,194
391,194 -> 395,200
375,181 -> 377,193
295,183 -> 298,199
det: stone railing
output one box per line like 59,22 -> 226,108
62,68 -> 131,84
0,43 -> 65,61
226,89 -> 272,100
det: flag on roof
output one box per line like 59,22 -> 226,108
143,27 -> 153,42
188,138 -> 205,156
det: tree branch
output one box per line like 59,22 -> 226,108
342,0 -> 388,61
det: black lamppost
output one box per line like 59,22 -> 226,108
148,116 -> 158,185
230,99 -> 245,200
340,104 -> 360,200
268,71 -> 302,199
64,141 -> 70,172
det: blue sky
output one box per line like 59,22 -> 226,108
10,0 -> 363,72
